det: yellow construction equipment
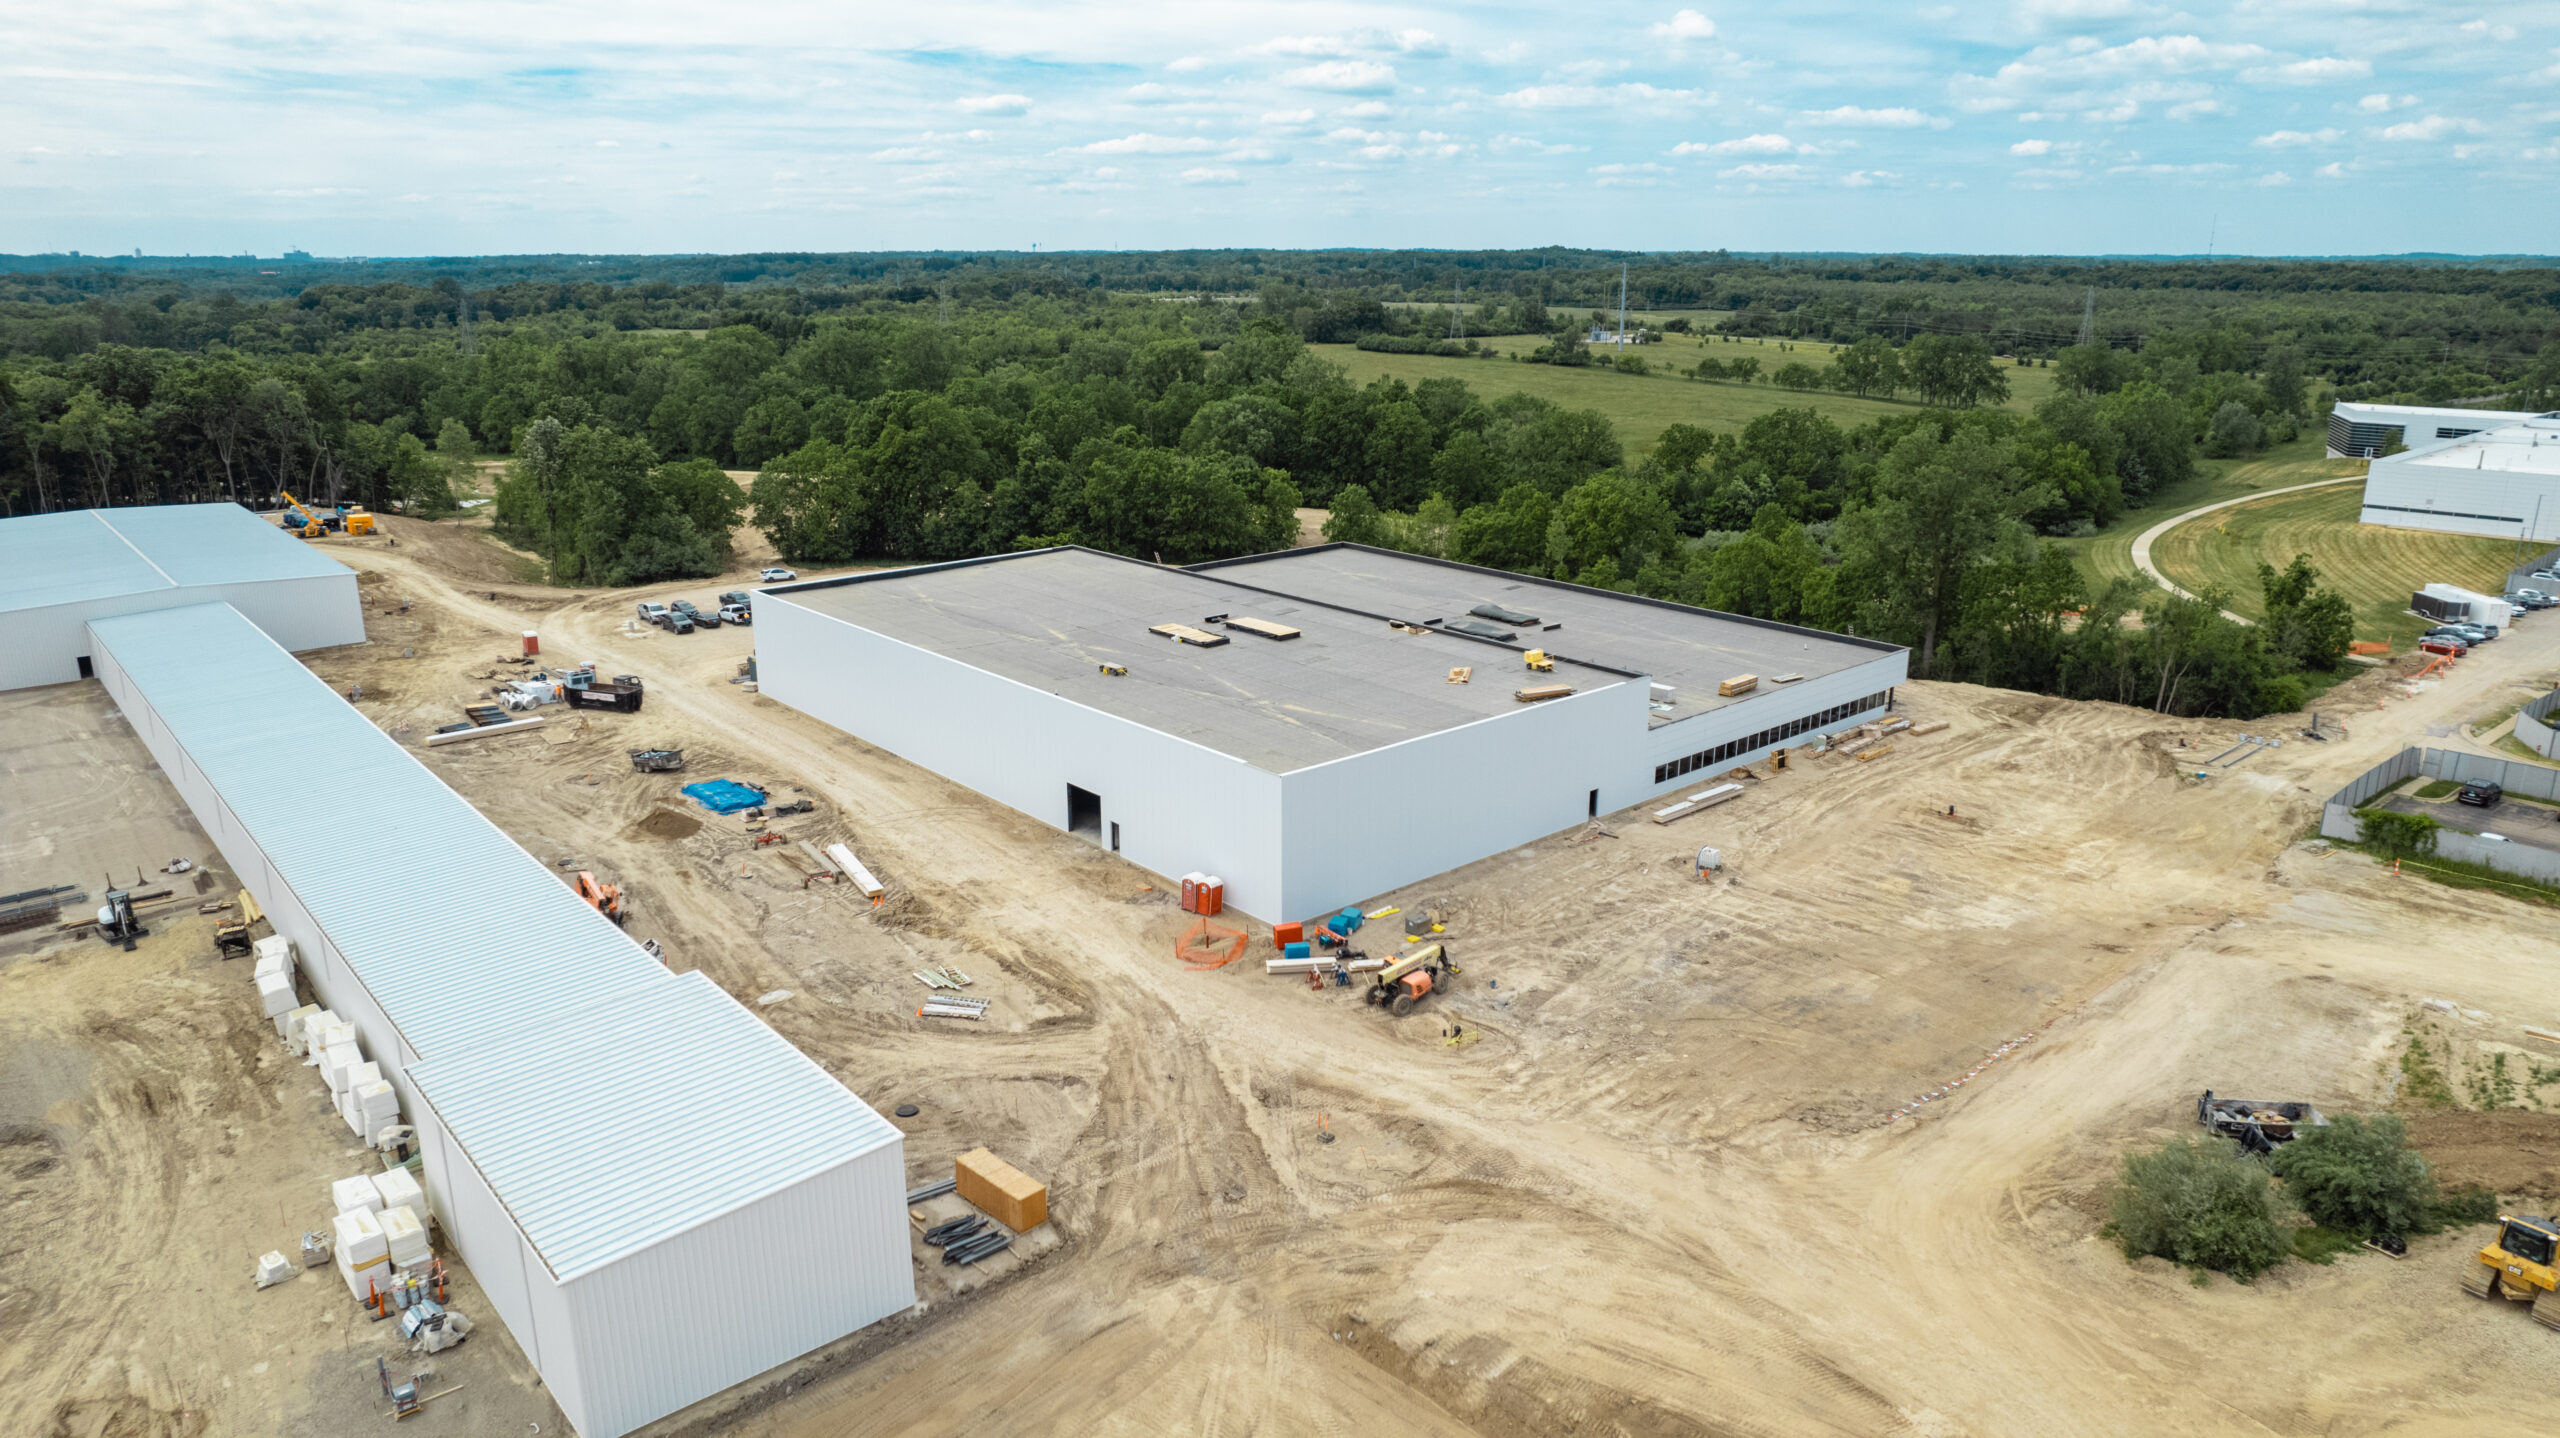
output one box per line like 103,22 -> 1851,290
1523,649 -> 1555,672
343,508 -> 376,535
2464,1214 -> 2560,1328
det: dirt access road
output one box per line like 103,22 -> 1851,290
14,509 -> 2560,1437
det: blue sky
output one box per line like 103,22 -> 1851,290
5,2 -> 2556,257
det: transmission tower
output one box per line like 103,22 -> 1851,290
1617,264 -> 1629,349
2075,288 -> 2095,349
459,294 -> 475,356
1451,274 -> 1462,340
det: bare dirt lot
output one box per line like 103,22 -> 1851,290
11,511 -> 2560,1437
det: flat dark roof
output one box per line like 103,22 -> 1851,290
1194,545 -> 1902,725
770,548 -> 1632,773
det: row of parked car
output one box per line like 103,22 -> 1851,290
633,568 -> 798,635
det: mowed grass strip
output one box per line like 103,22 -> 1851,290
1313,335 -> 2054,456
2054,436 -> 2364,599
2148,481 -> 2523,645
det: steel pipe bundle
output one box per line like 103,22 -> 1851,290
944,1230 -> 1013,1265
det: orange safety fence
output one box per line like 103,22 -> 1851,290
1176,917 -> 1250,970
2348,640 -> 2391,655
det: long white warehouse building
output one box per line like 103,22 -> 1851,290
0,502 -> 363,690
85,600 -> 912,1438
755,544 -> 1906,922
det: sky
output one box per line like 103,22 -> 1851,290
5,1 -> 2557,258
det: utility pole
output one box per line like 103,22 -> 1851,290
1452,274 -> 1461,341
458,294 -> 474,356
2076,288 -> 2094,349
1617,263 -> 1628,350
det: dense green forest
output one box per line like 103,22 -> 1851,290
3,248 -> 2555,716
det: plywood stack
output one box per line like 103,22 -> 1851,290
1910,720 -> 1949,736
1718,673 -> 1758,697
955,1147 -> 1048,1233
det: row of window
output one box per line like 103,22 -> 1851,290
1651,691 -> 1891,785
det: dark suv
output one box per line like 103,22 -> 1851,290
2457,781 -> 2505,808
671,599 -> 720,628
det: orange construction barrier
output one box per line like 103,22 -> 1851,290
1177,917 -> 1249,969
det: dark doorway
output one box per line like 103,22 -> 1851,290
1067,784 -> 1102,841
1110,821 -> 1121,852
1588,788 -> 1599,818
75,655 -> 93,679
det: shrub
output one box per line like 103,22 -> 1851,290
2432,1186 -> 2500,1227
2268,1113 -> 2437,1239
2358,809 -> 2440,860
2205,399 -> 2267,457
2108,1136 -> 2292,1279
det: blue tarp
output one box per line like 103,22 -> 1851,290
681,779 -> 768,814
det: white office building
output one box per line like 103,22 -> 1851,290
2359,414 -> 2560,542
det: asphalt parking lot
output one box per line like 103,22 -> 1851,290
2374,790 -> 2560,854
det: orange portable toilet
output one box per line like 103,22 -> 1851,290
522,630 -> 540,656
1273,921 -> 1303,949
1198,876 -> 1223,916
1180,872 -> 1204,913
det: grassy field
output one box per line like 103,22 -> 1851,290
2049,436 -> 2363,600
2148,480 -> 2526,647
1315,333 -> 2056,455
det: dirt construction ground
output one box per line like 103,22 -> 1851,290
11,511 -> 2560,1437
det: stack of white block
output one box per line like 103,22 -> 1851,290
252,937 -> 299,1028
331,1200 -> 388,1302
330,1168 -> 433,1301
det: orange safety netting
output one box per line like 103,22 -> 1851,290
1176,917 -> 1250,970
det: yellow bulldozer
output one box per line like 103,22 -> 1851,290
2462,1213 -> 2560,1327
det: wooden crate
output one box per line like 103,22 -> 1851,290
955,1148 -> 1048,1232
1221,616 -> 1301,640
1717,674 -> 1758,697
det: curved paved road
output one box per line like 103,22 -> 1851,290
2127,475 -> 2363,624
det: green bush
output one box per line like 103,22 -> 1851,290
2432,1186 -> 2500,1227
2358,808 -> 2440,859
2268,1113 -> 2437,1239
2108,1136 -> 2292,1279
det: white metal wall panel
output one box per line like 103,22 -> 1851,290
1277,678 -> 1648,920
759,592 -> 1288,917
1638,651 -> 1908,794
559,1146 -> 913,1438
3,574 -> 364,691
2362,453 -> 2560,542
420,1109 -> 563,1397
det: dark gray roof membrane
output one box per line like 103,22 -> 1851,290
1445,619 -> 1517,641
1471,603 -> 1540,626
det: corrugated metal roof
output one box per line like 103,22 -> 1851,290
408,970 -> 901,1280
0,503 -> 350,612
84,601 -> 668,1060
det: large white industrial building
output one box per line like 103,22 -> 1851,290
756,544 -> 1906,922
2327,400 -> 2557,460
83,599 -> 912,1438
0,502 -> 363,690
2357,413 -> 2560,542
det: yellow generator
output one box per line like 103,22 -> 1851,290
343,509 -> 376,535
2463,1214 -> 2560,1327
1523,649 -> 1554,672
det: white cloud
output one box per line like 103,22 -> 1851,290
1079,133 -> 1217,154
2377,115 -> 2484,141
2013,166 -> 2085,184
1593,161 -> 1671,174
2167,98 -> 2232,119
1955,34 -> 2267,114
1491,133 -> 1587,154
2356,93 -> 2417,113
1283,60 -> 1397,93
1394,29 -> 1448,55
2013,0 -> 2145,21
1166,56 -> 1208,73
2241,57 -> 2371,85
2252,128 -> 2340,147
1649,9 -> 1716,41
1261,109 -> 1317,125
2009,138 -> 2053,155
1671,133 -> 1793,156
1180,166 -> 1241,185
869,145 -> 940,163
1339,100 -> 1393,119
1799,105 -> 1946,129
1718,162 -> 1803,179
2461,18 -> 2518,41
1498,83 -> 1712,109
2314,160 -> 2351,178
1840,169 -> 1901,187
2255,170 -> 2292,186
2105,161 -> 2232,175
1220,147 -> 1289,164
1258,35 -> 1356,57
957,94 -> 1031,116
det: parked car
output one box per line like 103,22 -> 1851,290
2419,636 -> 2470,657
2508,591 -> 2557,611
636,601 -> 669,625
718,591 -> 751,610
760,567 -> 797,582
671,599 -> 719,628
719,604 -> 752,626
2424,624 -> 2490,644
2458,781 -> 2505,808
660,610 -> 695,634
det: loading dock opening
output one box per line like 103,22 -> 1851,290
1068,784 -> 1102,841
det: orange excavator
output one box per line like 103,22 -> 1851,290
574,872 -> 625,924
